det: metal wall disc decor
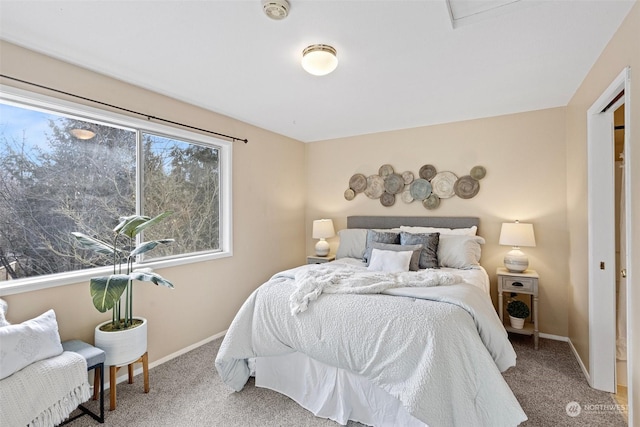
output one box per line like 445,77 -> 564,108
364,175 -> 385,199
384,173 -> 405,194
349,173 -> 367,193
380,192 -> 396,207
344,163 -> 486,207
401,189 -> 414,203
430,171 -> 457,198
379,164 -> 394,177
419,164 -> 437,181
454,175 -> 480,199
409,178 -> 432,201
344,188 -> 356,201
470,165 -> 486,180
422,193 -> 440,210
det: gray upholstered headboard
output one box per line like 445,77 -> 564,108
347,216 -> 479,231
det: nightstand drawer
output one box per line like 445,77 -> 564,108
502,277 -> 535,292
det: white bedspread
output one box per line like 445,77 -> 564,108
216,263 -> 527,427
0,351 -> 91,427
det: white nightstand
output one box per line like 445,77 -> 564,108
497,267 -> 539,349
307,255 -> 335,264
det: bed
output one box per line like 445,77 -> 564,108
215,216 -> 527,426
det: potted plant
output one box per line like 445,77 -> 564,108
506,299 -> 530,329
72,212 -> 175,366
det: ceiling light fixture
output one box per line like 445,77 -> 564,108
70,127 -> 96,140
262,0 -> 289,20
301,44 -> 338,76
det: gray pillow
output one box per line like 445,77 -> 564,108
363,230 -> 400,263
400,231 -> 440,269
367,243 -> 423,271
335,228 -> 368,259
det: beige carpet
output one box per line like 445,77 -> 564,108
64,336 -> 626,426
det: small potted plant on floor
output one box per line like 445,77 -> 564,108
72,212 -> 175,367
506,299 -> 530,329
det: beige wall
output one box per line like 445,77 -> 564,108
0,41 -> 307,363
565,0 -> 639,418
305,107 -> 569,337
2,3 -> 638,416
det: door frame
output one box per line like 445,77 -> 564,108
587,67 -> 631,395
587,67 -> 634,404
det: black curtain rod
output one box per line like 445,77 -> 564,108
0,74 -> 248,144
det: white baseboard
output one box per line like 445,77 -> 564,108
568,338 -> 592,386
539,332 -> 568,342
101,330 -> 227,391
148,330 -> 227,370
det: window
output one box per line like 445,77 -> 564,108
0,87 -> 232,292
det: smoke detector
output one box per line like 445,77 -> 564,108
262,0 -> 290,20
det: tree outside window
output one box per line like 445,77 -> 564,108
0,101 -> 222,282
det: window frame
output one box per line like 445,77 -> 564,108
0,85 -> 233,296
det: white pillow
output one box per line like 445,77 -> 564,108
399,225 -> 477,236
335,228 -> 368,259
367,248 -> 412,273
0,298 -> 9,327
438,235 -> 485,269
0,309 -> 63,380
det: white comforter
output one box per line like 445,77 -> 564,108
215,263 -> 527,427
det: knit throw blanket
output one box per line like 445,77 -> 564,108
288,263 -> 463,315
0,351 -> 91,427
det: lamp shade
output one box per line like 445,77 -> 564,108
499,221 -> 535,272
312,219 -> 335,239
302,44 -> 338,76
499,222 -> 536,248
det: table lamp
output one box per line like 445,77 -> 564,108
499,221 -> 536,272
312,219 -> 335,256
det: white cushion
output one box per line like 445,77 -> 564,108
438,235 -> 485,269
0,309 -> 63,380
367,242 -> 423,271
367,248 -> 412,273
399,225 -> 477,236
0,298 -> 9,327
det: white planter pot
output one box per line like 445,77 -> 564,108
509,316 -> 525,329
95,317 -> 147,367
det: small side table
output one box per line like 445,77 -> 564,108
60,340 -> 105,424
307,254 -> 335,264
497,267 -> 539,349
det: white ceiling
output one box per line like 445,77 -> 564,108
0,0 -> 635,142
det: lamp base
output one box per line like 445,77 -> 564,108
315,239 -> 330,257
504,249 -> 529,273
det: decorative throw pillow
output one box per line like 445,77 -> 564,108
367,248 -> 412,273
438,235 -> 485,269
363,230 -> 401,263
400,231 -> 440,269
399,225 -> 477,236
368,242 -> 423,271
335,228 -> 368,259
0,309 -> 63,380
0,298 -> 9,327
